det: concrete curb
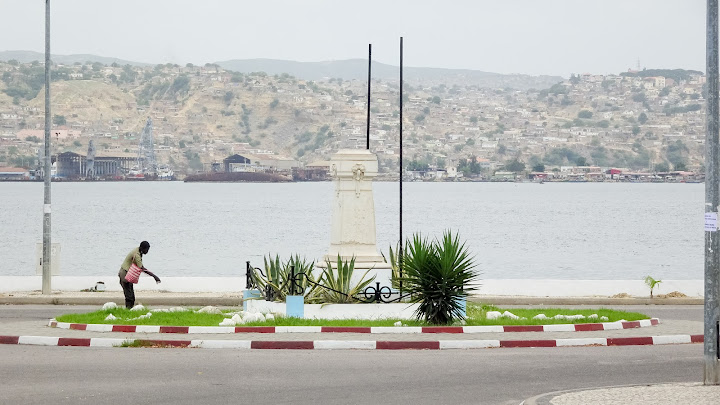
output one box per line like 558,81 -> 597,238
0,296 -> 242,306
520,382 -> 708,405
0,295 -> 703,306
48,318 -> 661,334
471,297 -> 704,306
0,334 -> 704,350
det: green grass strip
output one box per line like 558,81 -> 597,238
55,303 -> 649,327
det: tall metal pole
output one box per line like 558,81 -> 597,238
42,0 -> 52,294
399,37 -> 404,293
366,44 -> 371,150
705,0 -> 720,385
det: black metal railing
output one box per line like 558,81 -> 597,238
247,262 -> 412,304
245,261 -> 275,301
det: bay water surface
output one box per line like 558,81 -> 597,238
0,181 -> 702,280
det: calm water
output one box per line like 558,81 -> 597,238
0,181 -> 703,279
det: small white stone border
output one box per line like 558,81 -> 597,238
47,318 -> 660,334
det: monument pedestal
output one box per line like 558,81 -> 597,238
320,149 -> 391,285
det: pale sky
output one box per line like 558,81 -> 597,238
0,0 -> 708,77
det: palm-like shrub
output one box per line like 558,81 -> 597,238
313,255 -> 376,303
400,231 -> 478,325
250,254 -> 316,301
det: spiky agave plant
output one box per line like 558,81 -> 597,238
315,255 -> 376,303
400,231 -> 477,325
250,254 -> 316,301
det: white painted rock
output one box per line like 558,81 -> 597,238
196,306 -> 222,314
231,314 -> 243,324
533,314 -> 548,320
394,321 -> 402,327
130,304 -> 146,312
485,311 -> 502,320
168,307 -> 186,312
150,308 -> 170,313
502,311 -> 519,319
600,316 -> 609,321
104,314 -> 117,321
588,314 -> 599,319
102,302 -> 118,310
219,318 -> 235,326
265,314 -> 275,322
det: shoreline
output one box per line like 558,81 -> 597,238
0,276 -> 703,298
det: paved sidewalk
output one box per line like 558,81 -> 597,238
523,382 -> 720,404
0,290 -> 705,305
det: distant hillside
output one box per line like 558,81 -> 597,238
0,50 -> 563,90
0,50 -> 148,67
621,68 -> 704,83
215,58 -> 564,90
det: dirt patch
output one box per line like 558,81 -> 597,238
611,293 -> 632,298
657,291 -> 688,298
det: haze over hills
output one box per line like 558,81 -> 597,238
0,50 -> 149,68
214,58 -> 564,89
0,50 -> 563,90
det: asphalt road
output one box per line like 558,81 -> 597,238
0,344 -> 703,405
0,304 -> 708,405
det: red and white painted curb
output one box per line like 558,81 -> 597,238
47,318 -> 660,334
0,334 -> 703,349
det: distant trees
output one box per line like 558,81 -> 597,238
655,162 -> 670,172
638,112 -> 648,124
504,159 -> 525,173
578,110 -> 593,119
666,140 -> 689,167
576,156 -> 587,166
269,98 -> 279,109
431,96 -> 441,104
458,155 -> 482,176
406,159 -> 430,171
532,163 -> 546,172
53,115 -> 66,126
632,92 -> 647,103
223,91 -> 234,105
170,75 -> 190,95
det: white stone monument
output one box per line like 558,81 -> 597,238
322,149 -> 391,284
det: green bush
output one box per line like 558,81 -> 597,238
399,232 -> 478,325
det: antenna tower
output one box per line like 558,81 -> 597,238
136,117 -> 157,173
86,139 -> 96,177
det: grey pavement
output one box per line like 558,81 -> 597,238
1,300 -> 716,404
523,382 -> 720,404
0,290 -> 704,306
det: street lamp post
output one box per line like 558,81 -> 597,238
42,0 -> 52,294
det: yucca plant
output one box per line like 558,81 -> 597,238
250,254 -> 317,301
399,231 -> 478,325
313,255 -> 376,303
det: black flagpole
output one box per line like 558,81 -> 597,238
399,37 -> 404,293
366,44 -> 371,150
